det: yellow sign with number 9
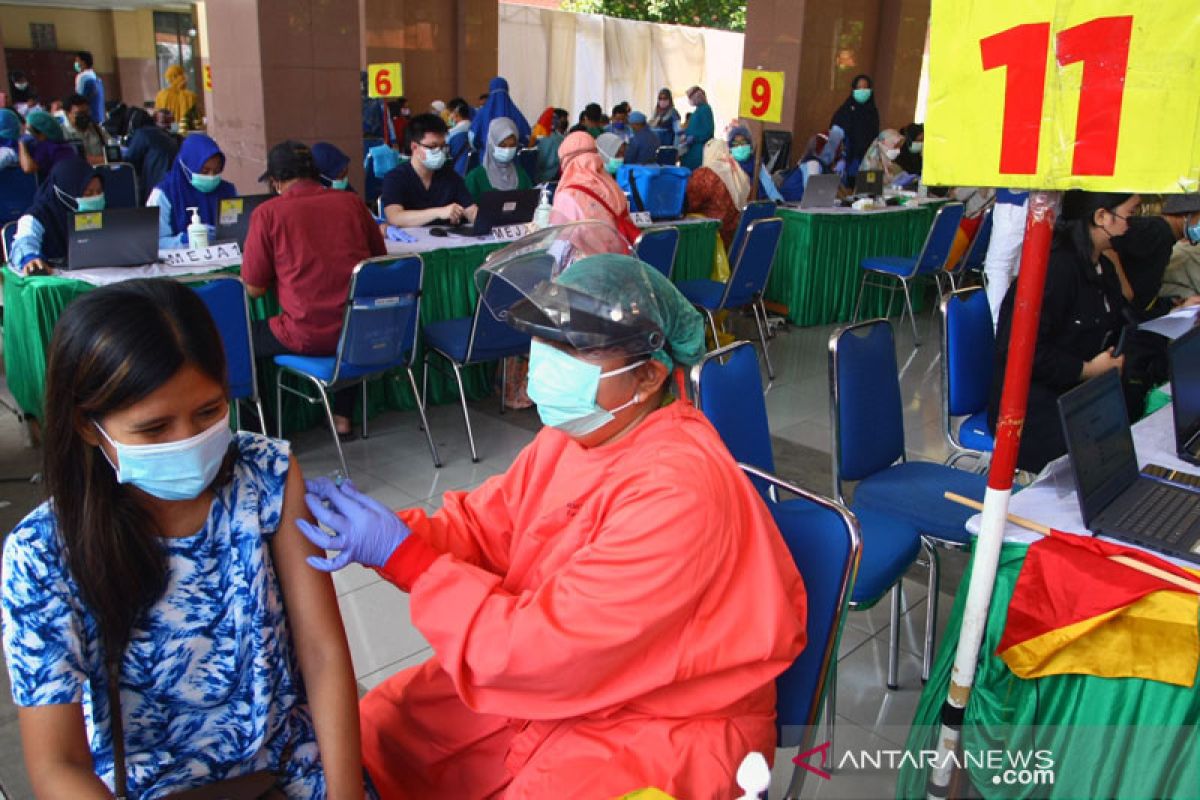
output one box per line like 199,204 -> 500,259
738,70 -> 785,125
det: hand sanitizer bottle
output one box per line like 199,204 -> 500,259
533,185 -> 553,230
735,752 -> 771,800
187,207 -> 209,249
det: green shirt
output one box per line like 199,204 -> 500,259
465,165 -> 532,203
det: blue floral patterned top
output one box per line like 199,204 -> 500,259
2,434 -> 326,799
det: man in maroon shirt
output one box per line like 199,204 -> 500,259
243,140 -> 387,436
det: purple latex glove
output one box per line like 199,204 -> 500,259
298,477 -> 410,572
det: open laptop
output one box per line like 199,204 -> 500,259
213,194 -> 273,248
1170,326 -> 1200,465
466,189 -> 539,236
65,207 -> 159,270
854,167 -> 883,197
1058,368 -> 1200,563
799,173 -> 841,209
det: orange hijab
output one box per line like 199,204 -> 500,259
557,131 -> 628,215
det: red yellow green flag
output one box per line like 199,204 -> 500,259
997,531 -> 1200,687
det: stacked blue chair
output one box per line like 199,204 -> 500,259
739,463 -> 860,800
941,287 -> 995,469
829,319 -> 988,680
95,162 -> 139,209
274,255 -> 441,478
633,226 -> 680,281
945,206 -> 993,292
189,276 -> 267,434
853,202 -> 965,346
0,169 -> 37,226
676,217 -> 783,379
422,267 -> 532,462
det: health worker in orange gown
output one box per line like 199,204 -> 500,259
299,222 -> 807,799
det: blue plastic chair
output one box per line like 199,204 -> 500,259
96,162 -> 139,209
941,287 -> 995,468
188,276 -> 267,434
0,169 -> 37,226
274,255 -> 441,478
853,202 -> 965,346
2,221 -> 16,265
633,226 -> 679,281
727,199 -> 776,268
946,206 -> 993,291
655,146 -> 678,166
676,217 -> 783,380
829,319 -> 988,681
516,148 -> 538,183
362,137 -> 386,208
422,266 -> 532,462
739,464 -> 859,800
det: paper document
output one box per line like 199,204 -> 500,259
1139,305 -> 1200,340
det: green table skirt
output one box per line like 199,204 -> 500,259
767,205 -> 940,326
2,222 -> 718,434
897,541 -> 1200,799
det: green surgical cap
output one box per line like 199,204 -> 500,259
556,253 -> 706,370
26,110 -> 64,142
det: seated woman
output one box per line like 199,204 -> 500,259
122,107 -> 178,204
894,122 -> 924,178
0,109 -> 22,169
17,110 -> 76,181
465,117 -> 532,202
685,138 -> 750,250
988,191 -> 1154,473
550,131 -> 637,239
147,133 -> 237,249
595,131 -> 626,175
312,141 -> 353,191
9,158 -> 103,276
1,278 -> 364,798
727,125 -> 774,199
858,128 -> 906,185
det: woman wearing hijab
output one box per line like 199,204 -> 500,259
894,122 -> 924,176
465,118 -> 533,202
859,128 -> 907,184
147,133 -> 237,249
650,88 -> 682,146
122,107 -> 178,203
530,106 -> 555,145
154,65 -> 198,128
10,158 -> 103,275
471,77 -> 531,149
311,141 -> 353,191
830,74 -> 880,178
679,86 -> 714,170
595,131 -> 626,175
686,139 -> 750,249
18,110 -> 76,180
551,131 -> 634,238
0,109 -> 22,169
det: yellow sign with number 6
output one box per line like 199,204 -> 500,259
738,70 -> 785,125
368,63 -> 403,99
925,0 -> 1200,192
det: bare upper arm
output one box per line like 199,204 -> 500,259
18,703 -> 111,797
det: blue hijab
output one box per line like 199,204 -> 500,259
470,77 -> 531,148
156,134 -> 237,233
0,109 -> 21,146
26,157 -> 102,261
311,142 -> 350,186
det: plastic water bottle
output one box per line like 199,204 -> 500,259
532,185 -> 553,230
187,206 -> 209,249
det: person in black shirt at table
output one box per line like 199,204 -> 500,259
989,191 -> 1152,474
380,113 -> 477,228
1108,194 -> 1200,317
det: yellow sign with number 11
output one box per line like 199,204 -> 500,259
925,0 -> 1200,192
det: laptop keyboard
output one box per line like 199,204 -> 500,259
1111,482 -> 1200,545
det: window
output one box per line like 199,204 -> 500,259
29,23 -> 57,51
153,11 -> 200,96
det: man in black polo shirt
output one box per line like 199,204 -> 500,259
1111,194 -> 1200,317
381,113 -> 478,227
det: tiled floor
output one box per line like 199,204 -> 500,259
0,310 -> 969,799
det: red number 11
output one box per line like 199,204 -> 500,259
980,15 -> 1133,177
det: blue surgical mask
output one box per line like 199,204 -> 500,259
330,177 -> 350,190
853,88 -> 872,104
1187,215 -> 1200,246
527,340 -> 646,436
613,122 -> 626,131
422,146 -> 447,171
493,145 -> 517,164
606,157 -> 624,174
183,163 -> 222,193
95,414 -> 232,501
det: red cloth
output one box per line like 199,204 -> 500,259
241,180 -> 386,354
360,401 -> 807,799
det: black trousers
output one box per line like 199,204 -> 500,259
252,320 -> 356,420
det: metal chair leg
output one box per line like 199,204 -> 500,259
361,380 -> 370,439
406,367 -> 442,468
923,539 -> 941,683
421,352 -> 431,408
826,658 -> 838,768
852,272 -> 869,322
750,300 -> 775,380
450,362 -> 478,463
701,307 -> 719,348
254,399 -> 267,435
888,583 -> 902,690
900,278 -> 921,346
305,375 -> 349,478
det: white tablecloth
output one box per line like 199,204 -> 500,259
965,404 -> 1200,565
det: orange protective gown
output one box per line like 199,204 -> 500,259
362,401 -> 807,799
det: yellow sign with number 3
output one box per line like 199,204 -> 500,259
367,63 -> 403,99
738,70 -> 785,124
925,0 -> 1200,192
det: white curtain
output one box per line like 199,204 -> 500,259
499,5 -> 744,131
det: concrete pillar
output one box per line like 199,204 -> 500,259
203,0 -> 363,193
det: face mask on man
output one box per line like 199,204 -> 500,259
853,88 -> 872,104
1187,214 -> 1200,246
526,340 -> 646,437
612,122 -> 626,131
74,62 -> 83,74
421,146 -> 447,171
94,414 -> 232,501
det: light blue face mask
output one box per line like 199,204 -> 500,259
527,340 -> 646,437
731,144 -> 753,162
421,146 -> 447,171
853,88 -> 872,104
329,177 -> 350,190
56,185 -> 105,213
183,163 -> 222,193
605,157 -> 624,174
1187,215 -> 1200,246
95,414 -> 232,501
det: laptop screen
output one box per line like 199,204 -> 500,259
1171,327 -> 1200,457
1058,369 -> 1139,524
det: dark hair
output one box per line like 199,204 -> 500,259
43,279 -> 230,664
553,108 -> 570,133
127,107 -> 153,131
610,104 -> 626,118
478,93 -> 489,102
581,103 -> 603,123
66,93 -> 89,110
406,113 -> 448,149
76,51 -> 94,68
10,69 -> 25,81
1055,190 -> 1134,262
851,74 -> 873,90
448,98 -> 471,120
